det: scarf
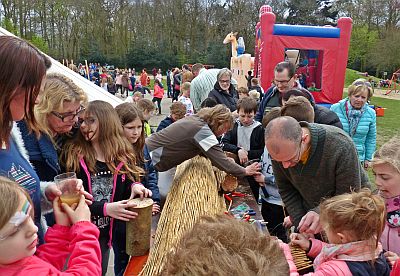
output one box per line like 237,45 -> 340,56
385,195 -> 400,238
346,100 -> 366,137
313,239 -> 381,270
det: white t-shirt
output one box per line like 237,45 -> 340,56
178,95 -> 194,116
259,148 -> 283,206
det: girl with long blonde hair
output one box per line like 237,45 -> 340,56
61,100 -> 152,276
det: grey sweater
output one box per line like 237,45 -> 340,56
145,116 -> 246,177
272,122 -> 370,227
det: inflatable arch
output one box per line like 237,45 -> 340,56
254,5 -> 352,104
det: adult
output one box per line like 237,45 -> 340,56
166,69 -> 172,98
190,63 -> 237,111
208,68 -> 238,112
146,105 -> 260,178
172,68 -> 181,102
0,36 -> 52,243
152,67 -> 157,80
121,71 -> 130,97
330,79 -> 376,168
281,88 -> 343,129
264,116 -> 370,234
17,73 -> 88,183
255,61 -> 304,122
140,69 -> 148,87
17,73 -> 87,226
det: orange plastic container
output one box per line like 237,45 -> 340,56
375,107 -> 385,117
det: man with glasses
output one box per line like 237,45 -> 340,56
255,61 -> 304,122
264,116 -> 370,235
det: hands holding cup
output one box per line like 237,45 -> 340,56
45,172 -> 93,205
53,195 -> 91,226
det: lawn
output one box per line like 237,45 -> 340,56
344,68 -> 384,87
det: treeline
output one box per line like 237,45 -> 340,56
0,0 -> 399,76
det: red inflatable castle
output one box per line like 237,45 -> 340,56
254,5 -> 352,104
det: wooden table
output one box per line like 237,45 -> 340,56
228,179 -> 263,221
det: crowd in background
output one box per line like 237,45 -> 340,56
0,35 -> 398,276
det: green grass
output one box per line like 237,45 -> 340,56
369,97 -> 400,147
344,68 -> 382,87
362,96 -> 400,184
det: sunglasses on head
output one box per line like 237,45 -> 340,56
353,80 -> 372,88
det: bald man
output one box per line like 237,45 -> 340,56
265,116 -> 370,234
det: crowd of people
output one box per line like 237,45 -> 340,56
0,35 -> 398,276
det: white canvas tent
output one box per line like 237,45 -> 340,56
0,27 -> 123,107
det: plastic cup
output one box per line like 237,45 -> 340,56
54,172 -> 80,206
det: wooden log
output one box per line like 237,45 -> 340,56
126,198 -> 154,256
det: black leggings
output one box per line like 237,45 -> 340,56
152,97 -> 162,114
261,202 -> 287,242
172,89 -> 180,102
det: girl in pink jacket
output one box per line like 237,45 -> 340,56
372,136 -> 400,263
290,189 -> 391,275
0,177 -> 101,275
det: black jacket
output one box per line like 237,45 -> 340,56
221,121 -> 264,160
208,82 -> 238,112
314,105 -> 343,129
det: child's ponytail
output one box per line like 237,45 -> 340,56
320,189 -> 386,245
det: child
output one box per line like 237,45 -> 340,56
124,91 -> 143,104
152,78 -> 164,115
291,189 -> 391,275
249,89 -> 260,104
61,100 -> 152,276
156,101 -> 186,132
162,214 -> 291,275
221,97 -> 264,200
0,176 -> 102,275
137,98 -> 156,137
115,103 -> 161,215
255,107 -> 287,242
178,82 -> 194,116
106,76 -> 117,95
249,77 -> 264,101
372,136 -> 400,259
237,87 -> 249,99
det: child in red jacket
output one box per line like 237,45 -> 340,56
152,78 -> 164,115
0,176 -> 101,275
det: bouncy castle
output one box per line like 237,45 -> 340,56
254,5 -> 352,104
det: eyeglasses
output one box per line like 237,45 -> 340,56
79,117 -> 96,125
51,105 -> 85,122
274,76 -> 293,86
279,137 -> 303,165
219,79 -> 231,84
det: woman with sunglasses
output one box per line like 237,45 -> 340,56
330,78 -> 376,169
208,68 -> 239,112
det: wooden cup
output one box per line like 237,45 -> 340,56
126,198 -> 154,256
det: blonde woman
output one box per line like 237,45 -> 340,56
17,73 -> 88,183
330,79 -> 376,168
